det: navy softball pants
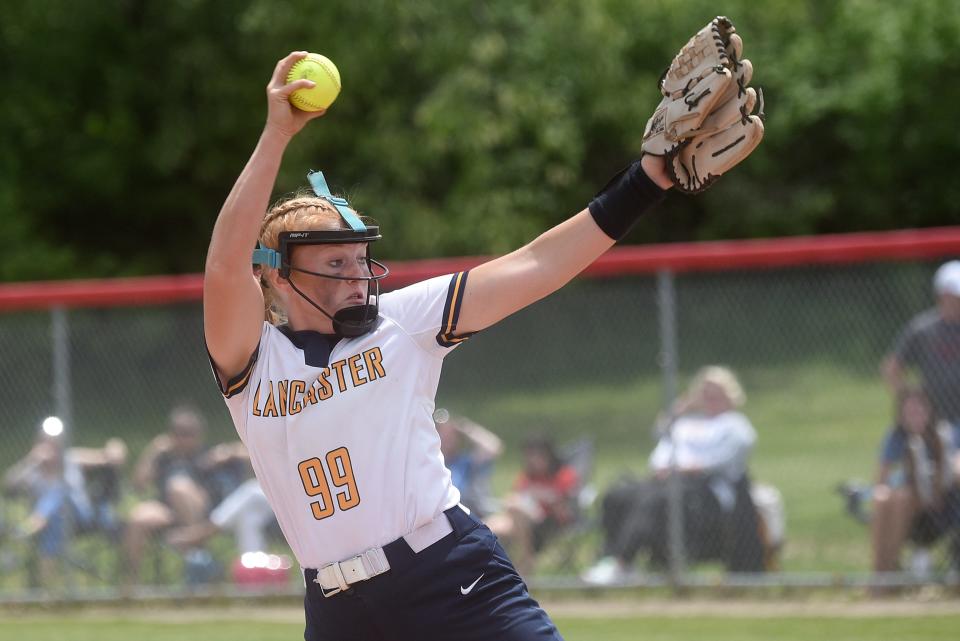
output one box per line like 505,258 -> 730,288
302,506 -> 564,641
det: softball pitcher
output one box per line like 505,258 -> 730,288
204,17 -> 762,641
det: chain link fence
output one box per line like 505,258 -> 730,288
1,252 -> 959,599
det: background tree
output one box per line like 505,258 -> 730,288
1,0 -> 958,281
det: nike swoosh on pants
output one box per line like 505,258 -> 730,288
460,573 -> 484,595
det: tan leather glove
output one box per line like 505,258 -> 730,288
642,16 -> 765,193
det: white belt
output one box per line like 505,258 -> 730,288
312,507 -> 458,597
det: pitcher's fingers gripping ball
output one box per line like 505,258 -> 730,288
641,16 -> 765,193
286,53 -> 341,112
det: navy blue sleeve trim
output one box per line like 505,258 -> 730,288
436,271 -> 477,348
207,345 -> 259,399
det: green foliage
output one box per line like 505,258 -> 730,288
2,0 -> 959,281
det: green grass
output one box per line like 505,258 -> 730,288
1,614 -> 957,641
556,616 -> 959,641
557,616 -> 959,641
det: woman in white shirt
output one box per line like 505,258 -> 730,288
583,366 -> 762,584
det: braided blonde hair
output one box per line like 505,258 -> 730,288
259,191 -> 349,325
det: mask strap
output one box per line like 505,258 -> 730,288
308,170 -> 367,232
286,274 -> 378,338
252,243 -> 281,268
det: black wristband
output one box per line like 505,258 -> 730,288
588,160 -> 667,241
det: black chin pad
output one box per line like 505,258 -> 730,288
333,304 -> 379,338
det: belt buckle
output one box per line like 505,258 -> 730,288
318,561 -> 349,598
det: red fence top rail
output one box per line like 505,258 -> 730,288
2,226 -> 959,311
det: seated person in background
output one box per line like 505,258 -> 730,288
583,365 -> 763,585
882,261 -> 960,445
435,408 -> 503,518
166,465 -> 278,557
871,386 -> 960,578
487,435 -> 579,577
123,405 -> 246,584
3,427 -> 127,586
65,437 -> 129,541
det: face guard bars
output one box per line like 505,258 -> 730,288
252,171 -> 390,337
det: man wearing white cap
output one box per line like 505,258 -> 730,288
883,260 -> 960,445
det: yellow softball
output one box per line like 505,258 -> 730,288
286,53 -> 341,112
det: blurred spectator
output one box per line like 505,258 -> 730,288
165,473 -> 294,588
3,425 -> 127,586
435,408 -> 503,517
871,387 -> 960,578
166,475 -> 277,555
487,435 -> 579,576
582,366 -> 765,585
882,260 -> 960,446
123,405 -> 246,584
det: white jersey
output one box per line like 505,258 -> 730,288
212,272 -> 472,568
